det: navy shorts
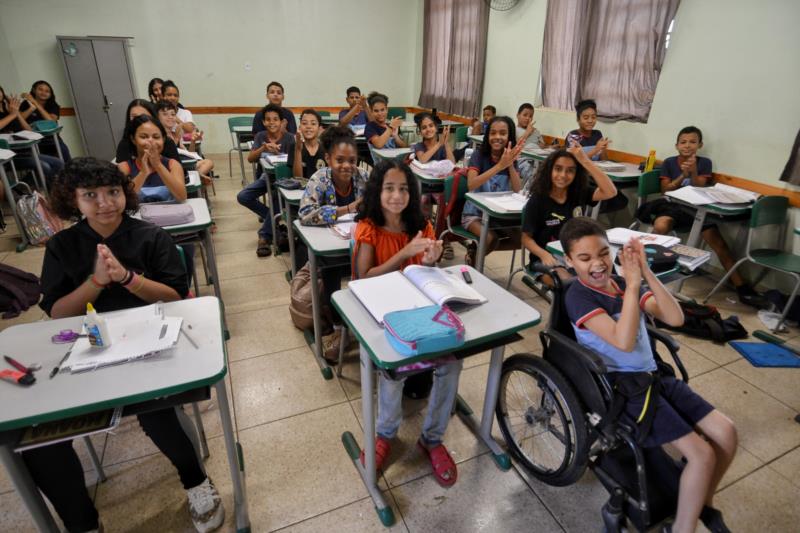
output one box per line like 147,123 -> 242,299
621,376 -> 715,448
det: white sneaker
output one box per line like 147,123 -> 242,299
186,477 -> 225,532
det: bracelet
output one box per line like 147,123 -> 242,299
122,271 -> 139,289
128,274 -> 146,294
118,270 -> 133,286
87,275 -> 106,291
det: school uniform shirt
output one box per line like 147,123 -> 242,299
176,107 -> 193,125
287,143 -> 326,180
413,141 -> 447,162
338,108 -> 367,126
462,149 -> 520,218
565,277 -> 657,373
522,185 -> 597,251
354,219 -> 436,271
39,216 -> 189,316
116,138 -> 180,164
121,156 -> 182,202
253,131 -> 294,154
0,109 -> 25,133
20,100 -> 60,122
660,155 -> 713,188
364,121 -> 396,149
565,129 -> 603,160
251,107 -> 297,135
516,126 -> 543,149
298,166 -> 369,225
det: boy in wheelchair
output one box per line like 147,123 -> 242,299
561,217 -> 736,533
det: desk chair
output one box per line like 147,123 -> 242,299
440,174 -> 480,263
454,125 -> 469,146
387,107 -> 406,120
227,116 -> 253,182
704,195 -> 800,332
31,120 -> 58,132
629,170 -> 665,231
317,110 -> 331,117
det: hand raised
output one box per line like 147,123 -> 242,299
596,137 -> 611,151
498,142 -> 522,169
403,231 -> 434,259
423,239 -> 444,264
390,116 -> 403,130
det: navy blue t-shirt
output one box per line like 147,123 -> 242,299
413,141 -> 447,162
338,108 -> 367,126
365,121 -> 397,148
660,156 -> 713,187
566,129 -> 603,160
252,107 -> 297,135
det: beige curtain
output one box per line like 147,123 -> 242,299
541,0 -> 680,122
418,0 -> 490,117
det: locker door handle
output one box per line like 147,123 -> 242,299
102,95 -> 111,112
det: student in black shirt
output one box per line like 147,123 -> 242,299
19,80 -> 72,161
289,109 -> 326,179
29,157 -> 225,533
115,99 -> 181,162
522,144 -> 617,283
251,81 -> 297,135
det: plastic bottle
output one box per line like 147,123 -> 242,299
644,149 -> 657,172
85,303 -> 112,348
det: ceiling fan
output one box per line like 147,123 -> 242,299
484,0 -> 521,11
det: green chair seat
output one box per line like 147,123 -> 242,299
750,249 -> 800,273
451,226 -> 479,241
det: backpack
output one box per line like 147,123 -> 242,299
442,167 -> 471,232
288,262 -> 331,333
16,192 -> 63,245
655,300 -> 748,344
0,263 -> 41,319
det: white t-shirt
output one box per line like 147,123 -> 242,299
516,126 -> 543,149
177,107 -> 194,125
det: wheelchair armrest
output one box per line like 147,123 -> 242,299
527,263 -> 565,292
645,324 -> 689,382
544,329 -> 608,375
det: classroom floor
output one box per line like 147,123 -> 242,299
1,154 -> 799,533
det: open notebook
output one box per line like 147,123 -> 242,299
348,266 -> 487,325
62,304 -> 182,373
666,183 -> 759,205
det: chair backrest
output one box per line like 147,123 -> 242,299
227,116 -> 252,132
275,164 -> 292,180
387,107 -> 406,120
175,245 -> 193,294
454,126 -> 469,143
0,139 -> 9,149
637,170 -> 661,201
317,110 -> 330,117
31,120 -> 58,132
750,195 -> 788,229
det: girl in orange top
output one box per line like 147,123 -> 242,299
354,160 -> 462,488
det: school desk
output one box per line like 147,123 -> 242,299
332,265 -> 541,527
468,133 -> 483,147
0,149 -> 31,251
185,169 -> 202,196
293,219 -> 351,380
371,146 -> 413,162
546,237 -> 683,280
0,297 -> 250,533
278,186 -> 304,279
31,123 -> 65,162
232,125 -> 253,186
0,133 -> 48,193
464,191 -> 524,273
664,197 -> 752,249
259,158 -> 287,255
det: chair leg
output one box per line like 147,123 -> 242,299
506,248 -> 524,290
336,326 -> 348,377
196,241 -> 210,285
703,258 -> 749,303
83,436 -> 107,482
774,273 -> 800,333
191,402 -> 210,459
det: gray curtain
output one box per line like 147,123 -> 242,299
541,0 -> 680,122
418,0 -> 490,117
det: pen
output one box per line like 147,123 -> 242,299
181,326 -> 199,349
4,355 -> 29,373
49,347 -> 73,379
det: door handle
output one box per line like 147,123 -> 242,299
102,95 -> 111,112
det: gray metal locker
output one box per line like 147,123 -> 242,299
57,36 -> 136,161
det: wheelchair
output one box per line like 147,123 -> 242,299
495,264 -> 689,532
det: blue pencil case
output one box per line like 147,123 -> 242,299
383,305 -> 465,357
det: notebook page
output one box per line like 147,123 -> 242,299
348,272 -> 432,325
403,266 -> 487,306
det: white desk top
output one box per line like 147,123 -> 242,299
372,147 -> 412,160
465,191 -> 525,216
0,133 -> 41,148
232,126 -> 252,133
332,266 -> 541,369
468,134 -> 483,144
279,187 -> 304,203
0,148 -> 15,162
440,120 -> 463,127
0,297 -> 225,431
293,219 -> 351,256
186,170 -> 201,189
603,162 -> 642,181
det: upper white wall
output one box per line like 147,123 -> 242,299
482,0 -> 800,184
0,0 -> 424,153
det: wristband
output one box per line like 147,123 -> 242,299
123,271 -> 139,289
87,275 -> 106,291
127,273 -> 146,294
119,270 -> 133,286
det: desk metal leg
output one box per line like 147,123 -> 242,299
264,173 -> 279,256
686,207 -> 708,249
202,229 -> 227,336
283,198 -> 297,280
236,134 -> 247,187
0,445 -> 60,533
53,135 -> 64,162
31,145 -> 48,194
454,346 -> 512,470
214,379 -> 251,533
308,252 -> 333,380
475,211 -> 490,273
340,347 -> 395,527
0,164 -> 30,251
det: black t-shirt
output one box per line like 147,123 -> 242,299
0,109 -> 24,133
522,185 -> 597,250
39,216 -> 188,316
287,143 -> 326,179
21,100 -> 61,122
115,137 -> 180,164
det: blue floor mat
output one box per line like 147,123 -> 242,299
729,341 -> 800,368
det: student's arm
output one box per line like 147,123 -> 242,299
444,128 -> 455,162
369,122 -> 396,149
467,143 -> 524,191
690,157 -> 713,187
247,135 -> 268,162
580,247 -> 645,352
2,96 -> 32,131
568,143 -> 616,201
145,149 -> 186,201
636,240 -> 684,327
291,131 -> 304,177
416,141 -> 444,163
356,230 -> 435,278
521,233 -> 559,266
338,104 -> 361,127
22,94 -> 58,121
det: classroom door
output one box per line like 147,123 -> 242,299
57,36 -> 136,161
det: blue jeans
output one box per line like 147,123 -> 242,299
376,359 -> 463,445
236,176 -> 279,240
15,153 -> 64,185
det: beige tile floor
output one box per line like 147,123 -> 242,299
1,154 -> 799,532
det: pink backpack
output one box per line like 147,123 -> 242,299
16,192 -> 63,245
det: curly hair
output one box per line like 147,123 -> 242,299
50,157 -> 139,221
320,125 -> 356,153
356,160 -> 426,238
528,149 -> 588,201
480,116 -> 517,156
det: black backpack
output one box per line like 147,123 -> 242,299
0,263 -> 41,319
655,300 -> 747,344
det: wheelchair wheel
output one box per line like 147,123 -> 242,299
496,354 -> 589,486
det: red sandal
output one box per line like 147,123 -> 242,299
359,436 -> 392,472
418,440 -> 457,487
